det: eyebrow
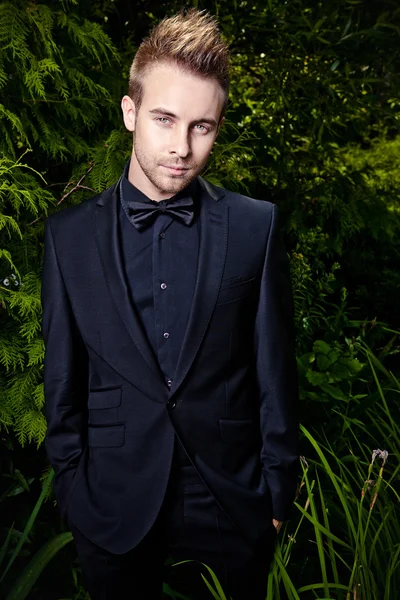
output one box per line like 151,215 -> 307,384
149,107 -> 218,128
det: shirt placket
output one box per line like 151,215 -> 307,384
153,214 -> 174,389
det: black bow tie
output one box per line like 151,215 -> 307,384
126,195 -> 195,231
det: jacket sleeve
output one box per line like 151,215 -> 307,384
255,203 -> 300,521
41,217 -> 89,518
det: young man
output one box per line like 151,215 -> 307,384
42,9 -> 299,600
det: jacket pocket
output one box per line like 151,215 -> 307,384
216,277 -> 256,305
88,424 -> 125,448
219,418 -> 257,444
88,387 -> 121,409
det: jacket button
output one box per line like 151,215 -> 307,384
167,400 -> 177,410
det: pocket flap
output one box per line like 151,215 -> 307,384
217,277 -> 256,305
88,387 -> 121,409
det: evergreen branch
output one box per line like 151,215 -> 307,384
29,165 -> 95,225
0,335 -> 25,372
24,58 -> 62,99
2,286 -> 41,321
0,103 -> 28,145
33,382 -> 44,411
0,63 -> 7,90
0,388 -> 13,429
62,15 -> 119,66
0,150 -> 48,185
19,318 -> 41,342
0,250 -> 19,278
26,3 -> 59,58
17,408 -> 47,446
0,214 -> 22,238
56,164 -> 94,205
27,337 -> 45,367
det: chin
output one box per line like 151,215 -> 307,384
160,178 -> 189,193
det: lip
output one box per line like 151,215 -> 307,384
161,165 -> 190,175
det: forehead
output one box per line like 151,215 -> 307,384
140,62 -> 225,118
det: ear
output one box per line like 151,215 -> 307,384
121,95 -> 137,132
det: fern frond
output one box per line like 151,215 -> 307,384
33,108 -> 70,159
0,3 -> 29,51
27,337 -> 45,367
0,249 -> 19,275
0,62 -> 7,89
0,334 -> 25,372
26,3 -> 58,57
0,213 -> 21,237
63,17 -> 119,66
89,128 -> 131,192
24,58 -> 62,99
0,387 -> 13,429
3,287 -> 41,321
19,318 -> 42,342
16,407 -> 47,447
33,382 -> 44,410
0,103 -> 27,142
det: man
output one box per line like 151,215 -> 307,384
42,9 -> 299,600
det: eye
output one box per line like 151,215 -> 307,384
156,117 -> 171,125
194,124 -> 209,133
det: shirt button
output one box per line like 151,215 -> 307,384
167,400 -> 177,410
159,232 -> 166,239
166,378 -> 172,388
163,332 -> 170,339
161,282 -> 167,290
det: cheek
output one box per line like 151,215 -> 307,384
196,138 -> 215,163
136,125 -> 162,155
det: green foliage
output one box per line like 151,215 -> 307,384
0,467 -> 75,600
0,0 -> 120,160
88,127 -> 131,192
0,0 -> 399,597
0,0 -> 121,445
0,156 -> 53,445
217,0 -> 400,326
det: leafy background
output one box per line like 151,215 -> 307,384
0,1 -> 399,599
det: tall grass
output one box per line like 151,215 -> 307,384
0,469 -> 74,600
276,336 -> 398,600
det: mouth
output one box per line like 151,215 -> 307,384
161,165 -> 190,176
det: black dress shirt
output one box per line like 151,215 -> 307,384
118,165 -> 200,465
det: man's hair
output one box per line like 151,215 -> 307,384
129,8 -> 230,117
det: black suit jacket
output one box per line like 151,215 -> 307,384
41,175 -> 299,554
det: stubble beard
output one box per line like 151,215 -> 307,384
133,138 -> 202,197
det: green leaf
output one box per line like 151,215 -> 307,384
5,532 -> 73,600
306,371 -> 329,386
200,563 -> 229,600
1,469 -> 54,583
319,384 -> 349,402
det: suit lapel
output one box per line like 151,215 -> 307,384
93,180 -> 165,385
170,178 -> 228,397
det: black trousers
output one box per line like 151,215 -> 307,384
68,465 -> 277,600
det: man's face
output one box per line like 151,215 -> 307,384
121,62 -> 225,200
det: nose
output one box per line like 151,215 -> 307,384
170,126 -> 191,159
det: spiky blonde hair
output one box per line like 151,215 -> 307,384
129,9 -> 230,116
